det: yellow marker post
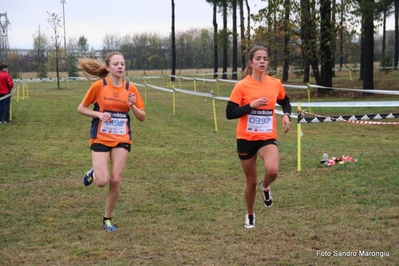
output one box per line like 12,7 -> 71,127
16,84 -> 20,102
297,102 -> 302,172
193,78 -> 197,92
167,76 -> 171,88
22,83 -> 25,100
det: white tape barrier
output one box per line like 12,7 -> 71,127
0,87 -> 18,100
293,101 -> 399,107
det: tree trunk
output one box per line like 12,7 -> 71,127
171,0 -> 176,81
395,0 -> 399,69
213,3 -> 219,78
362,0 -> 374,91
232,0 -> 238,80
222,2 -> 228,79
301,0 -> 320,84
282,0 -> 290,82
240,0 -> 246,72
319,0 -> 333,91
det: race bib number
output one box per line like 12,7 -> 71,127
100,111 -> 128,135
246,109 -> 273,133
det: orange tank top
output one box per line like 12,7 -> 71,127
81,77 -> 145,147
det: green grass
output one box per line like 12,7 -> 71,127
1,74 -> 399,265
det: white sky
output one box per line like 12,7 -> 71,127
1,0 -> 396,50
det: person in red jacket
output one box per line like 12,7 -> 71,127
226,46 -> 291,228
0,64 -> 14,124
77,52 -> 146,231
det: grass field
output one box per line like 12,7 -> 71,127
1,72 -> 399,265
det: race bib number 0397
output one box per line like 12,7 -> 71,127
246,109 -> 273,133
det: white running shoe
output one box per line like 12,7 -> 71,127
245,214 -> 255,228
259,179 -> 273,207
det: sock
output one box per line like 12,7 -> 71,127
261,183 -> 270,192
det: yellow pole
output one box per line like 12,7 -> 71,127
22,83 -> 25,100
193,78 -> 197,92
211,90 -> 218,132
17,84 -> 20,102
172,86 -> 176,115
297,102 -> 302,172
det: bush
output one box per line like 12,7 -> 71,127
380,52 -> 393,73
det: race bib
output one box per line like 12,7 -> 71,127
100,111 -> 128,135
246,109 -> 273,132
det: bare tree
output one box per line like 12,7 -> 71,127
47,11 -> 62,89
32,26 -> 49,78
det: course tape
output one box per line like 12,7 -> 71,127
298,110 -> 399,125
0,87 -> 18,100
308,84 -> 399,95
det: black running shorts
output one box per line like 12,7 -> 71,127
91,143 -> 131,152
236,139 -> 278,160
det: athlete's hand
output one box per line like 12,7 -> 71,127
128,93 -> 137,107
250,97 -> 268,109
282,115 -> 290,133
99,112 -> 112,123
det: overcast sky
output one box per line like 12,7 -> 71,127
1,0 -> 396,50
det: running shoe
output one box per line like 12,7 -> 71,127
245,214 -> 255,228
103,219 -> 116,231
259,179 -> 273,207
83,168 -> 94,186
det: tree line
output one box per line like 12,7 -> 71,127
3,0 -> 398,91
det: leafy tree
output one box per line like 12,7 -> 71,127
77,36 -> 89,55
64,38 -> 79,77
6,52 -> 21,79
